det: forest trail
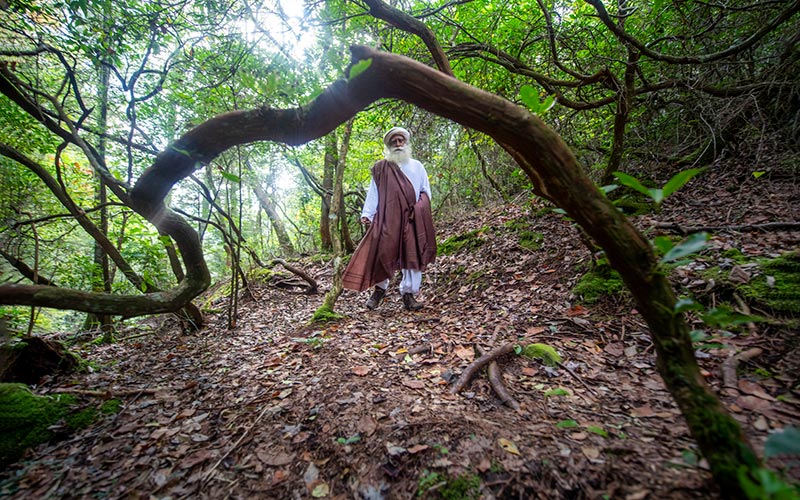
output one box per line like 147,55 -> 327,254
2,167 -> 798,499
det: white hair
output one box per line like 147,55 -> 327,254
384,142 -> 413,164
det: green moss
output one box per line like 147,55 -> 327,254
738,251 -> 800,314
66,407 -> 97,430
519,231 -> 544,251
612,196 -> 653,215
100,399 -> 122,414
521,343 -> 562,367
572,263 -> 627,304
310,304 -> 344,324
0,383 -> 74,467
721,248 -> 748,262
438,227 -> 488,256
417,470 -> 481,500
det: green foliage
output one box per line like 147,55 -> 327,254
765,426 -> 800,458
417,470 -> 481,500
556,419 -> 579,429
348,58 -> 372,79
0,384 -> 74,467
519,85 -> 556,116
520,343 -> 562,366
437,227 -> 488,256
519,231 -> 544,251
572,262 -> 626,304
657,232 -> 710,263
737,466 -> 800,500
612,168 -> 705,210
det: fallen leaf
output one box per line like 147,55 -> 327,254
257,450 -> 295,467
357,414 -> 378,436
631,406 -> 655,418
454,346 -> 475,361
351,365 -> 370,376
311,482 -> 329,498
498,438 -> 521,455
402,379 -> 425,390
408,444 -> 429,454
738,380 -> 776,401
271,469 -> 289,485
385,442 -> 406,456
582,446 -> 600,459
604,343 -> 624,357
178,449 -> 214,469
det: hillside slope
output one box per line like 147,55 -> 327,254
1,165 -> 798,499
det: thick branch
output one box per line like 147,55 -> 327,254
585,0 -> 800,64
362,0 -> 454,76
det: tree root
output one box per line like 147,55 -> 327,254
450,343 -> 516,401
478,346 -> 521,410
722,347 -> 763,395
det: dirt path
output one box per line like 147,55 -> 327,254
2,170 -> 798,499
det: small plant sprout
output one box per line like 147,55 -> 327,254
612,168 -> 705,211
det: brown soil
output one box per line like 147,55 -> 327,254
1,165 -> 798,499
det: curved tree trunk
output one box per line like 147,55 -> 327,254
0,48 -> 760,496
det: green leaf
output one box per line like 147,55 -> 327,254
652,236 -> 674,255
662,168 -> 704,198
586,425 -> 608,438
519,84 -> 540,111
348,58 -> 372,80
765,426 -> 800,457
612,171 -> 652,198
674,297 -> 704,314
661,232 -> 709,263
701,305 -> 762,328
556,419 -> 579,429
600,184 -> 619,195
544,387 -> 570,397
520,86 -> 556,115
689,330 -> 708,343
752,171 -> 766,179
220,171 -> 241,183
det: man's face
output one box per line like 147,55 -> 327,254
388,134 -> 407,150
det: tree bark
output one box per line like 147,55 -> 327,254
250,179 -> 296,256
320,133 -> 336,252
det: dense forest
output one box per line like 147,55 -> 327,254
1,0 -> 798,498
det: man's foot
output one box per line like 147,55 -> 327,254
402,293 -> 423,311
366,287 -> 386,310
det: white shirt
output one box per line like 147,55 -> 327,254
361,158 -> 432,221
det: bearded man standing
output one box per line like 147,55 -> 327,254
342,127 -> 437,311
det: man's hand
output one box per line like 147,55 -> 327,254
361,217 -> 371,226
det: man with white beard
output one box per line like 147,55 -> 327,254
342,127 -> 436,311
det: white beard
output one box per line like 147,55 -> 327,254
384,144 -> 412,164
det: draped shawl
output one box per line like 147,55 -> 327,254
342,160 -> 436,292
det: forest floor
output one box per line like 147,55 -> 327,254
2,162 -> 799,499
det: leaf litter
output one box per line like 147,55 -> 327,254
1,166 -> 798,499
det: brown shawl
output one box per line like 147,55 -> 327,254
342,160 -> 436,292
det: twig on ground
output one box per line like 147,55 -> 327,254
557,361 -> 599,398
200,404 -> 282,486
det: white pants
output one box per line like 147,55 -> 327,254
376,269 -> 422,295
